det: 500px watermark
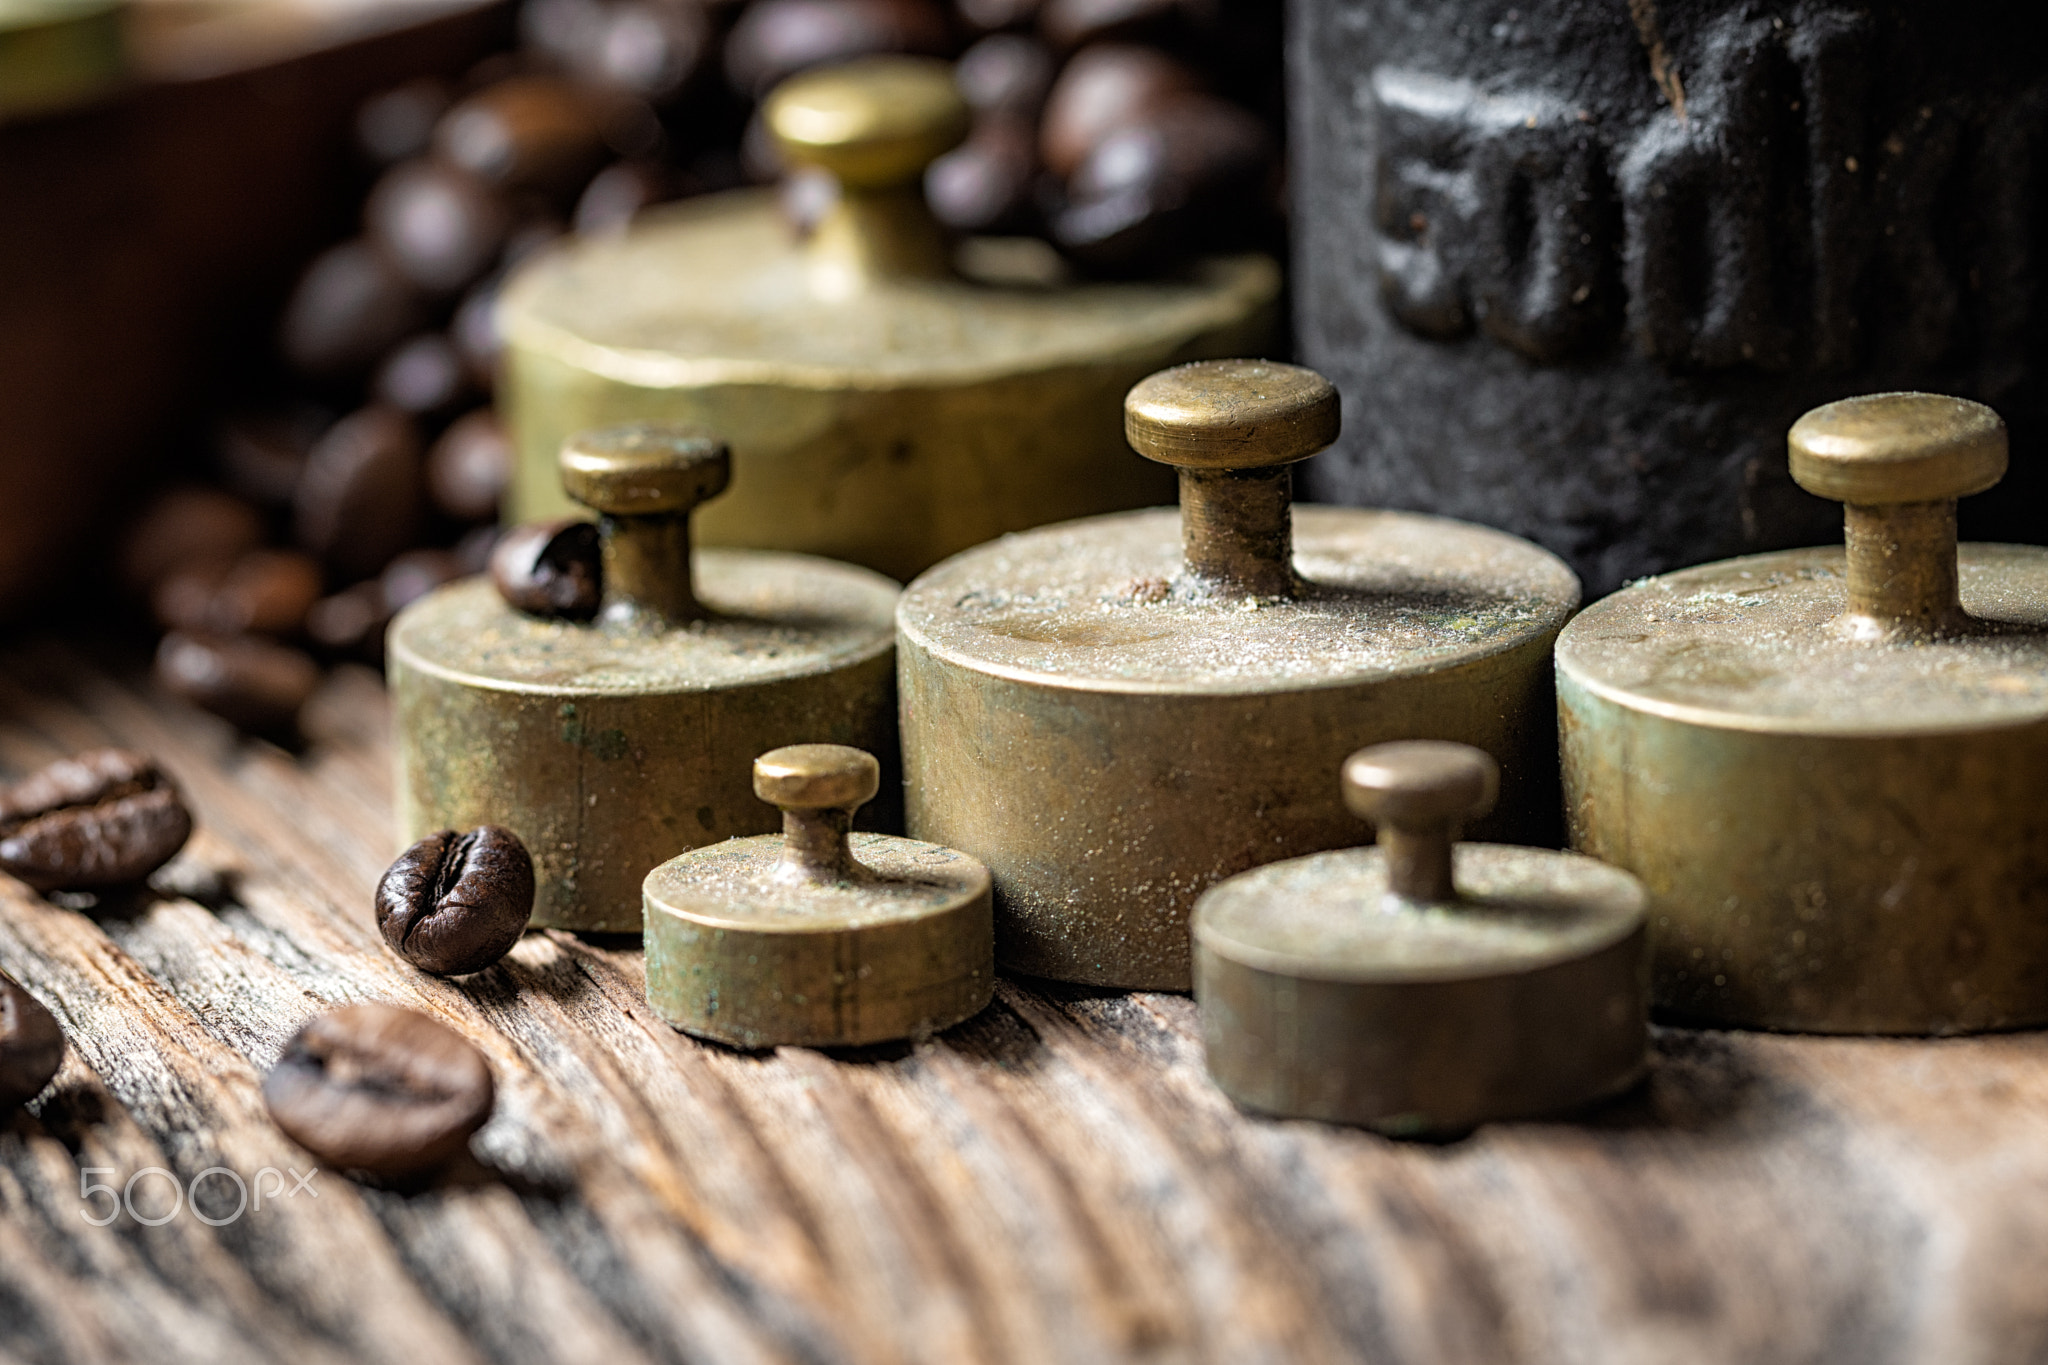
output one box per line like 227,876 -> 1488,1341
79,1166 -> 319,1226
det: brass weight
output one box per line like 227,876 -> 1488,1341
497,56 -> 1279,583
389,427 -> 898,933
898,360 -> 1581,990
644,744 -> 993,1048
1558,393 -> 2048,1033
1194,742 -> 1647,1135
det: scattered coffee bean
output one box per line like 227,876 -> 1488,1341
373,333 -> 474,417
0,749 -> 193,893
1053,93 -> 1271,269
928,116 -> 1039,233
434,76 -> 612,198
724,0 -> 954,99
574,161 -> 672,238
356,78 -> 452,166
280,239 -> 426,377
955,32 -> 1055,118
0,975 -> 64,1110
490,519 -> 602,620
427,410 -> 513,523
1038,43 -> 1200,178
575,0 -> 710,101
119,488 -> 266,595
263,1003 -> 494,1180
365,159 -> 512,297
377,827 -> 534,975
155,632 -> 322,736
295,406 -> 426,581
152,549 -> 324,638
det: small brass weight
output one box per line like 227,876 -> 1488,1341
389,428 -> 898,933
644,745 -> 993,1048
1195,742 -> 1647,1135
899,360 -> 1580,989
1559,393 -> 2048,1033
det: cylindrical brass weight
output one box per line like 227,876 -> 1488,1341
498,57 -> 1279,583
899,361 -> 1581,990
390,428 -> 898,933
1194,742 -> 1647,1135
1558,393 -> 2048,1033
644,744 -> 993,1048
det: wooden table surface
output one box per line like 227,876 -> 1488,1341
3,636 -> 2046,1365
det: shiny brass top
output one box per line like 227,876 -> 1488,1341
764,56 -> 968,297
1344,742 -> 1499,905
755,743 -> 881,885
561,425 -> 731,630
1124,360 -> 1341,471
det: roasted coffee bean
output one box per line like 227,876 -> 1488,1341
263,1003 -> 494,1180
928,115 -> 1038,232
215,407 -> 327,508
376,827 -> 534,975
433,76 -> 612,198
155,632 -> 322,736
583,0 -> 710,101
280,239 -> 426,377
0,975 -> 64,1110
373,334 -> 474,417
365,160 -> 512,297
1052,93 -> 1271,269
955,31 -> 1055,118
574,160 -> 672,238
427,409 -> 513,523
0,749 -> 192,893
152,549 -> 324,637
119,488 -> 265,595
1037,43 -> 1200,178
307,583 -> 389,662
295,406 -> 425,580
490,519 -> 602,620
1039,0 -> 1189,48
356,78 -> 452,165
725,0 -> 954,99
380,549 -> 466,617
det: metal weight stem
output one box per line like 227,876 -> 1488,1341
602,512 -> 704,629
1178,467 -> 1297,599
1839,499 -> 1966,640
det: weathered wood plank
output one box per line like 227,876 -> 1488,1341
5,636 -> 2048,1364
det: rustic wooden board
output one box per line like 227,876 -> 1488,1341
4,635 -> 2048,1365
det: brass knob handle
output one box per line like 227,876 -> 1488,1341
1342,741 -> 1499,905
559,426 -> 730,629
754,744 -> 881,885
765,57 -> 969,296
1123,360 -> 1341,600
1788,393 -> 2007,641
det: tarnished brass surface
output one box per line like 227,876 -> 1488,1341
499,59 -> 1279,582
1194,741 -> 1646,1135
644,744 -> 992,1048
1559,393 -> 2048,1033
390,429 -> 898,933
899,362 -> 1580,989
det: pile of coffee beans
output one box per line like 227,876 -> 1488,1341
118,0 -> 1280,739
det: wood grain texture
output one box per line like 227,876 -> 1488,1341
4,635 -> 2048,1364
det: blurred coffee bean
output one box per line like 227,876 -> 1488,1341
583,0 -> 710,101
119,488 -> 265,595
1052,93 -> 1271,270
307,583 -> 389,663
356,79 -> 452,165
155,632 -> 322,736
957,0 -> 1042,31
365,160 -> 512,297
955,32 -> 1054,117
451,277 -> 506,387
281,239 -> 426,377
574,161 -> 672,237
434,76 -> 613,199
928,116 -> 1038,232
377,826 -> 534,975
427,410 -> 513,523
1039,0 -> 1192,48
491,519 -> 602,620
374,334 -> 474,417
520,0 -> 605,66
295,407 -> 426,581
153,549 -> 323,637
216,407 -> 328,508
263,1003 -> 494,1181
380,550 -> 466,616
725,0 -> 954,99
1037,43 -> 1200,178
0,749 -> 193,893
1,975 -> 64,1110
